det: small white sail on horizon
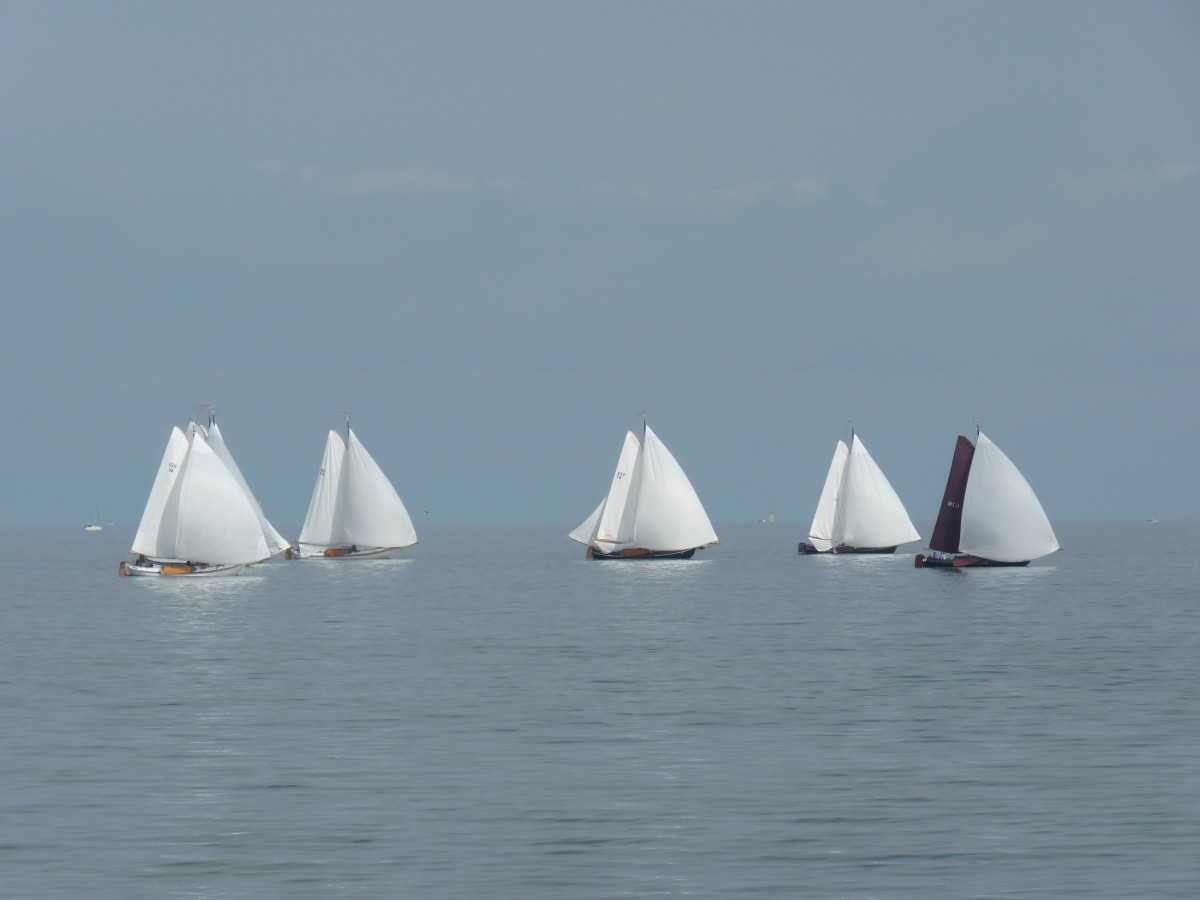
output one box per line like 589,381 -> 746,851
569,423 -> 718,559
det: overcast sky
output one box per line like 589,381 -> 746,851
2,1 -> 1197,529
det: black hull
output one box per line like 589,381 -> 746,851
915,554 -> 1030,569
799,542 -> 898,555
587,547 -> 698,560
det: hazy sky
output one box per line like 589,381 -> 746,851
3,1 -> 1197,529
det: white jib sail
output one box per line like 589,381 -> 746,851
568,498 -> 605,545
330,428 -> 418,549
297,429 -> 346,552
960,432 -> 1060,562
833,434 -> 921,549
207,422 -> 291,554
593,431 -> 643,545
629,425 -> 718,552
807,440 -> 849,551
131,426 -> 191,557
163,432 -> 272,565
569,431 -> 644,547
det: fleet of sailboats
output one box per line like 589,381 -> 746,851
291,420 -> 418,560
569,421 -> 718,560
915,429 -> 1060,569
798,430 -> 920,555
109,408 -> 1062,576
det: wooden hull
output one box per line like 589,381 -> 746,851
914,554 -> 1030,569
799,542 -> 897,555
291,544 -> 397,560
587,546 -> 699,560
120,560 -> 247,577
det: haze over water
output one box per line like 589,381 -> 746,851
3,520 -> 1196,898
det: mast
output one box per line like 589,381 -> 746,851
928,435 -> 975,554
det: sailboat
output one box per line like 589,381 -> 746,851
915,428 -> 1059,568
291,419 -> 418,560
569,420 -> 718,560
120,425 -> 273,576
798,430 -> 920,554
85,503 -> 103,532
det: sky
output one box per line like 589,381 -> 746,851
2,1 -> 1197,529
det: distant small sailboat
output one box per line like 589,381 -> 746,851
291,418 -> 418,560
798,430 -> 919,554
915,428 -> 1059,569
569,419 -> 718,560
85,503 -> 103,532
759,513 -> 775,524
120,423 -> 274,576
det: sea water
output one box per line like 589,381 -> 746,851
1,521 -> 1196,898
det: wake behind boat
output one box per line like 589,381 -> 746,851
120,419 -> 276,577
915,428 -> 1059,569
798,430 -> 919,555
569,419 -> 718,560
291,418 -> 418,560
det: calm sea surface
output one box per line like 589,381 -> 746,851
1,521 -> 1196,899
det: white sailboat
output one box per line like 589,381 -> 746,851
292,421 -> 418,560
798,431 -> 920,554
569,421 -> 718,560
85,502 -> 103,532
915,428 -> 1059,568
120,426 -> 272,576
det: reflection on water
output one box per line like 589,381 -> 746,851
4,522 -> 1197,899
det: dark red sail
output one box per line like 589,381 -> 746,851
928,435 -> 975,553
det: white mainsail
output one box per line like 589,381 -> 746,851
131,426 -> 190,557
156,431 -> 272,565
960,432 -> 1059,563
569,424 -> 717,554
207,421 -> 290,555
833,434 -> 920,550
297,429 -> 346,552
806,440 -> 849,552
630,425 -> 718,552
330,427 -> 418,550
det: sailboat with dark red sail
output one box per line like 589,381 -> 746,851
915,428 -> 1059,568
